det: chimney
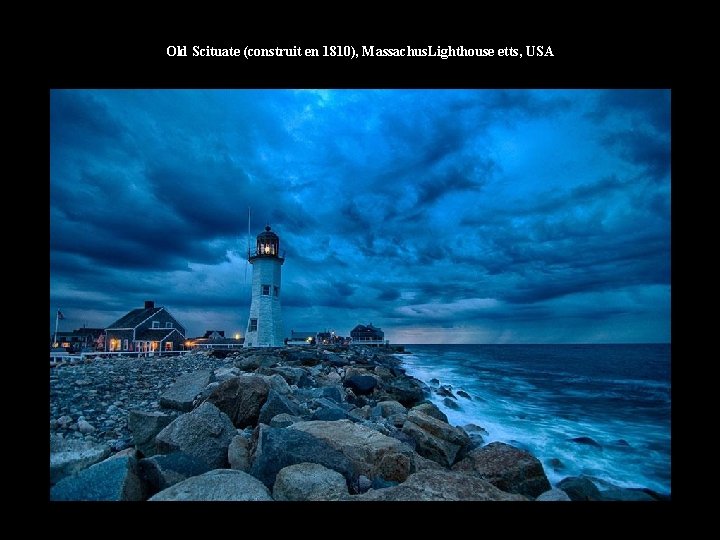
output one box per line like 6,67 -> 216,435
144,300 -> 155,309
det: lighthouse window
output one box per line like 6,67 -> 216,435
249,319 -> 258,332
273,286 -> 279,297
262,285 -> 270,296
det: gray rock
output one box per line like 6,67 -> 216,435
570,436 -> 602,448
77,419 -> 95,433
205,376 -> 270,428
257,374 -> 292,395
160,370 -> 213,412
411,402 -> 448,423
149,469 -> 273,501
536,488 -> 572,501
380,376 -> 426,408
376,400 -> 408,418
228,435 -> 251,472
127,410 -> 176,456
401,410 -> 470,467
155,402 -> 236,469
457,390 -> 472,399
139,452 -> 212,496
265,366 -> 311,387
356,469 -> 527,501
50,455 -> 145,501
557,476 -> 603,501
249,424 -> 354,488
290,420 -> 417,483
258,390 -> 301,425
213,367 -> 241,382
462,423 -> 489,436
386,413 -> 408,428
344,375 -> 378,395
50,434 -> 111,484
311,398 -> 350,421
443,397 -> 462,410
357,474 -> 372,493
269,413 -> 302,428
315,385 -> 345,404
273,462 -> 348,501
453,442 -> 551,498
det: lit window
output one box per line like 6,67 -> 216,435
165,341 -> 173,351
262,285 -> 270,295
273,286 -> 279,297
152,321 -> 160,329
249,319 -> 258,332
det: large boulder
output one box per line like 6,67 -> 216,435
159,370 -> 213,412
50,455 -> 144,501
263,366 -> 311,388
249,425 -> 353,488
155,402 -> 236,469
401,410 -> 470,467
149,469 -> 273,501
228,435 -> 251,472
258,390 -> 301,425
376,400 -> 408,418
290,420 -> 417,483
139,452 -> 212,496
380,377 -> 426,407
234,354 -> 282,372
127,410 -> 176,456
273,463 -> 348,501
205,376 -> 270,428
257,374 -> 292,395
356,469 -> 527,501
344,375 -> 378,396
557,476 -> 602,501
411,402 -> 448,423
452,442 -> 551,498
311,398 -> 350,421
50,434 -> 111,485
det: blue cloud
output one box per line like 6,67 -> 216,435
50,89 -> 670,343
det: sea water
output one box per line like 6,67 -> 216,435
399,344 -> 670,495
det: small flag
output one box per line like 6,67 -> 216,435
57,310 -> 65,320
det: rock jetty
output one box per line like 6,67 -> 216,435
49,347 -> 664,501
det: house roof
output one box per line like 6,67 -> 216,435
351,324 -> 384,335
134,328 -> 185,342
107,307 -> 163,329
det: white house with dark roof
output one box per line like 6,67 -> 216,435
105,300 -> 186,353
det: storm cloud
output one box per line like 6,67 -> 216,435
50,90 -> 670,343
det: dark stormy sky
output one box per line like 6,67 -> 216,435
50,90 -> 670,343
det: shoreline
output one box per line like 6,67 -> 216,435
50,346 -> 668,501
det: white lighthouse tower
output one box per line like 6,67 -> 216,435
244,225 -> 285,347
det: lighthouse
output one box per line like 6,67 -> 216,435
244,225 -> 285,347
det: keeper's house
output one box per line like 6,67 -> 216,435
105,300 -> 186,353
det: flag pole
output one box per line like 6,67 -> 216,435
53,308 -> 60,347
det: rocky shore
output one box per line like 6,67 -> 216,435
49,347 -> 665,501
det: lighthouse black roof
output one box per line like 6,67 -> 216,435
257,225 -> 278,240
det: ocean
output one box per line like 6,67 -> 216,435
398,344 -> 671,495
